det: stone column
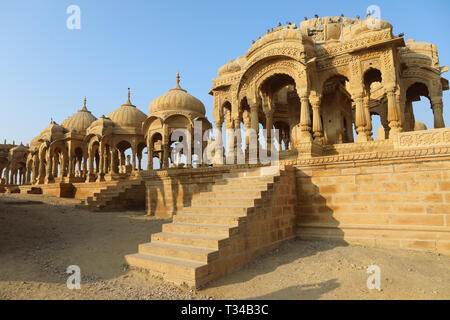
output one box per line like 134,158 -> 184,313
97,147 -> 104,182
52,154 -> 58,177
32,157 -> 37,184
162,127 -> 170,169
364,95 -> 373,140
242,109 -> 251,161
147,142 -> 153,170
82,154 -> 87,179
354,93 -> 368,142
310,94 -> 323,143
234,118 -> 243,163
68,154 -> 74,178
137,152 -> 142,171
265,111 -> 273,155
110,149 -> 115,174
299,92 -> 312,142
249,101 -> 259,162
387,88 -> 402,135
431,97 -> 445,128
214,121 -> 223,165
132,148 -> 137,171
45,152 -> 53,184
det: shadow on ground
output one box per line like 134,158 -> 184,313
250,279 -> 340,299
202,239 -> 347,299
0,194 -> 171,284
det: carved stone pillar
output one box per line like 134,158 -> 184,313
214,121 -> 223,165
431,97 -> 445,128
68,154 -> 74,178
147,138 -> 153,170
249,101 -> 259,162
234,118 -> 243,163
45,152 -> 53,184
265,111 -> 273,155
354,93 -> 368,142
31,156 -> 37,184
132,146 -> 137,171
97,146 -> 105,182
162,127 -> 170,169
110,149 -> 115,174
310,93 -> 323,143
299,93 -> 312,142
387,88 -> 402,135
242,109 -> 251,161
363,95 -> 373,141
52,154 -> 58,177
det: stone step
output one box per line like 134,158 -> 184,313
138,242 -> 219,263
125,253 -> 208,286
221,169 -> 270,179
190,197 -> 258,207
182,206 -> 251,215
195,189 -> 263,199
215,176 -> 275,185
151,232 -> 229,249
163,222 -> 238,237
211,183 -> 270,192
173,213 -> 245,226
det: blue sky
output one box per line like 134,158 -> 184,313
0,0 -> 449,145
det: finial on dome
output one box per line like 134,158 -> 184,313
175,72 -> 181,88
126,87 -> 132,105
81,96 -> 88,111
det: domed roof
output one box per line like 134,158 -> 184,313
149,73 -> 206,117
414,121 -> 428,131
61,97 -> 97,135
39,120 -> 67,142
107,89 -> 147,129
86,115 -> 114,136
10,143 -> 28,153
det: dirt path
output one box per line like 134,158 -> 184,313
0,193 -> 449,300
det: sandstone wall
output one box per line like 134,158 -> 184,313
295,156 -> 450,256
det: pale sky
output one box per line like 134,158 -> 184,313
1,0 -> 449,145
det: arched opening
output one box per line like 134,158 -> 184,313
406,82 -> 433,131
74,147 -> 84,178
150,133 -> 163,170
116,140 -> 132,174
321,75 -> 353,144
258,73 -> 298,151
222,101 -> 233,158
137,142 -> 147,171
363,68 -> 383,140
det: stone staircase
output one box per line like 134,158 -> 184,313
80,177 -> 145,211
125,165 -> 297,288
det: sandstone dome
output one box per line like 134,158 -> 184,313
107,89 -> 147,129
39,120 -> 67,142
414,120 -> 428,131
60,98 -> 97,135
9,143 -> 28,160
86,115 -> 114,136
149,73 -> 206,117
9,143 -> 28,154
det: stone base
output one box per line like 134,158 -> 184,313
296,142 -> 323,158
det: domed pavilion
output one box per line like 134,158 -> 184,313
143,73 -> 211,169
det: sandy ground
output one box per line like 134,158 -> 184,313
0,193 -> 449,300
